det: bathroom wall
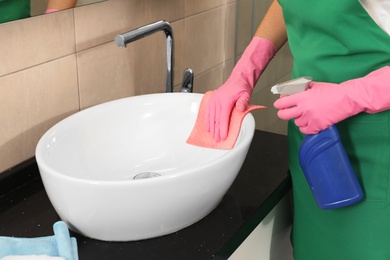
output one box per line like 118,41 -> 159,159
0,0 -> 292,174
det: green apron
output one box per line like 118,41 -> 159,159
0,0 -> 30,23
277,0 -> 390,259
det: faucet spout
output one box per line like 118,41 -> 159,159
115,20 -> 174,93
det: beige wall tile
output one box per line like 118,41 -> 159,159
223,58 -> 235,82
191,59 -> 235,94
252,43 -> 293,95
0,10 -> 75,77
225,2 -> 236,61
77,42 -> 140,109
77,21 -> 184,109
235,0 -> 272,56
253,0 -> 273,31
172,21 -> 186,91
265,119 -> 288,135
74,0 -> 185,51
0,55 -> 79,173
250,86 -> 280,132
193,64 -> 224,94
236,0 -> 253,55
30,0 -> 47,16
241,37 -> 292,133
185,7 -> 225,76
185,0 -> 225,16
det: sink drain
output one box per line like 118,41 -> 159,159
133,172 -> 161,180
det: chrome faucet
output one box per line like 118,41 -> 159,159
115,20 -> 194,93
181,68 -> 194,93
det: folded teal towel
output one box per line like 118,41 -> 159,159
0,221 -> 78,260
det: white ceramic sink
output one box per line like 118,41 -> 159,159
35,93 -> 255,241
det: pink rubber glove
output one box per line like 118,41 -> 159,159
274,66 -> 390,134
206,37 -> 276,141
45,9 -> 59,14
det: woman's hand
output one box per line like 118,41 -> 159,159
274,66 -> 390,134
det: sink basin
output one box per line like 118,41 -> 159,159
35,93 -> 255,241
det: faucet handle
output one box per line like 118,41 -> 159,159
181,68 -> 194,93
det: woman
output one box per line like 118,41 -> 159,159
206,0 -> 390,259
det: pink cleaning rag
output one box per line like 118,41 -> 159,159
186,91 -> 266,149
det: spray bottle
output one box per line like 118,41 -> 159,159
271,77 -> 363,209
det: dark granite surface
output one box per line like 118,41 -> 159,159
0,130 -> 290,260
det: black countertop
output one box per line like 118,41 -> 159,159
0,130 -> 290,260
